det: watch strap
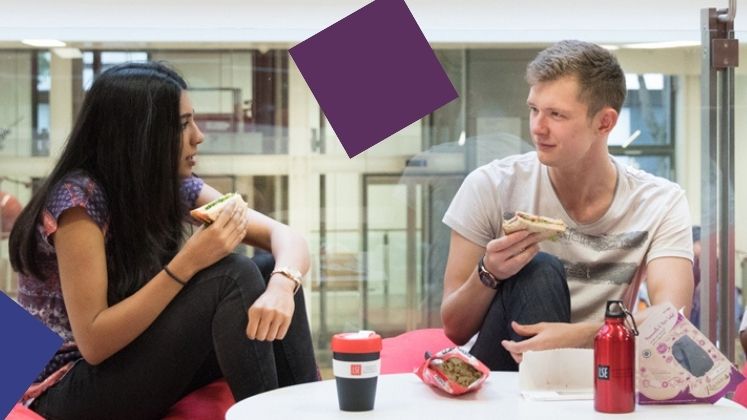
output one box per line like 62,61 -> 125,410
478,256 -> 500,289
271,267 -> 303,294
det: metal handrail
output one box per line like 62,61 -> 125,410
718,0 -> 737,22
701,2 -> 739,361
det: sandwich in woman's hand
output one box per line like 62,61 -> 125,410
502,211 -> 566,240
190,192 -> 247,224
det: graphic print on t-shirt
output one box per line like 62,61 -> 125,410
562,229 -> 648,252
559,228 -> 648,285
503,209 -> 649,286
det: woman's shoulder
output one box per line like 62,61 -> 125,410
46,170 -> 108,218
180,174 -> 204,210
181,174 -> 204,191
52,170 -> 105,196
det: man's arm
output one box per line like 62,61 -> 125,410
441,229 -> 540,345
441,231 -> 496,345
503,254 -> 694,363
638,256 -> 694,324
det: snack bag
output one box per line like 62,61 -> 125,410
416,347 -> 490,395
637,303 -> 745,404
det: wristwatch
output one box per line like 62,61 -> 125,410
271,267 -> 303,294
478,256 -> 500,289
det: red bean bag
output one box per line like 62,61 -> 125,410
6,379 -> 235,420
5,404 -> 44,420
380,328 -> 455,374
162,378 -> 234,419
734,363 -> 747,408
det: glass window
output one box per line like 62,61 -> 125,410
81,50 -> 149,90
147,50 -> 288,155
609,73 -> 675,180
33,52 -> 51,156
1,43 -> 689,375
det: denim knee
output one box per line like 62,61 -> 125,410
530,252 -> 565,280
221,253 -> 265,291
510,252 -> 568,296
502,251 -> 571,323
191,253 -> 266,298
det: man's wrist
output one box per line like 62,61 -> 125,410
477,256 -> 500,289
578,321 -> 602,347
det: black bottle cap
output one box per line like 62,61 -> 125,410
605,300 -> 626,318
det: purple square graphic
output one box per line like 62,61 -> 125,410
290,0 -> 458,158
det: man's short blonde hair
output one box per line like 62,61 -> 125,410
526,40 -> 626,118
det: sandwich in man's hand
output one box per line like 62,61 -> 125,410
502,211 -> 566,240
190,192 -> 247,224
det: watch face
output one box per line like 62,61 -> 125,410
272,267 -> 301,280
479,272 -> 497,289
277,267 -> 302,282
272,267 -> 303,294
479,260 -> 499,289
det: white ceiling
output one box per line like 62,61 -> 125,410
1,0 -> 743,47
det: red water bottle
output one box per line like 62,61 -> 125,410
594,300 -> 638,413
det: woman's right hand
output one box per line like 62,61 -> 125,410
179,200 -> 250,275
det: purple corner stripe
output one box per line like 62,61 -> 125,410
290,0 -> 459,157
0,292 -> 62,418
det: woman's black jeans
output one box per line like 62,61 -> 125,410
31,253 -> 319,420
470,252 -> 571,371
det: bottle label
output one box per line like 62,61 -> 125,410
597,365 -> 610,380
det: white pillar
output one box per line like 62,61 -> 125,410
49,53 -> 74,160
287,53 -> 319,321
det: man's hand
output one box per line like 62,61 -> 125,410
483,231 -> 542,280
501,321 -> 598,363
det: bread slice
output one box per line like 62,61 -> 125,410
502,211 -> 566,239
190,192 -> 247,224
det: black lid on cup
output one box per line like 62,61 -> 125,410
331,331 -> 382,353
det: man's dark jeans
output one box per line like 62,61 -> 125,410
470,252 -> 571,371
32,253 -> 318,420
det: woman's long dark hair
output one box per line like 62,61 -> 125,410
10,62 -> 188,304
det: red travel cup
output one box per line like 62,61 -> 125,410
331,331 -> 382,411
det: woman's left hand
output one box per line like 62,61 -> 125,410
246,278 -> 296,341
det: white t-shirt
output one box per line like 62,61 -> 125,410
443,152 -> 693,324
740,310 -> 747,333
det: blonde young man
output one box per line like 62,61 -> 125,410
441,40 -> 695,371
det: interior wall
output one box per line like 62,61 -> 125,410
151,51 -> 253,114
2,1 -> 744,43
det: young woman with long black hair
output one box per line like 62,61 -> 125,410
10,61 -> 318,419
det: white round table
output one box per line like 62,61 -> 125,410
226,372 -> 746,419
